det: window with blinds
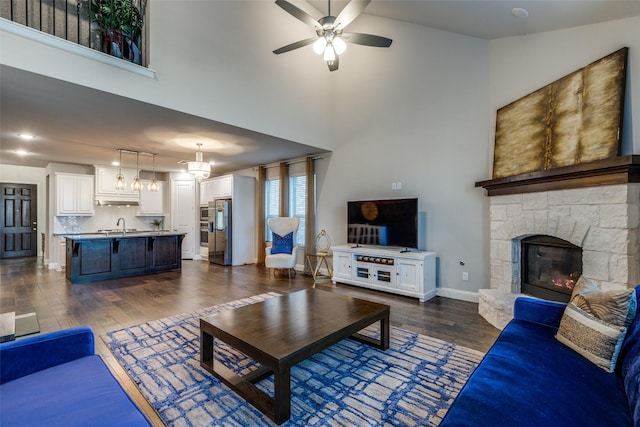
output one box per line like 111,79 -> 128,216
265,178 -> 280,241
289,174 -> 306,246
264,161 -> 307,247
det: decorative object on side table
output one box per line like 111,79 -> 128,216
315,229 -> 331,254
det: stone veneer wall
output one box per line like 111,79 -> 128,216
479,183 -> 640,329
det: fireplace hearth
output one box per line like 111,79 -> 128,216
521,235 -> 582,303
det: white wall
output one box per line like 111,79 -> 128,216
316,17 -> 491,301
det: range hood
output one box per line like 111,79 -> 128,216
95,199 -> 140,206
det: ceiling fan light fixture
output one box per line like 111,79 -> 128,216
333,36 -> 346,54
313,37 -> 327,54
274,0 -> 392,72
187,143 -> 211,181
323,44 -> 336,61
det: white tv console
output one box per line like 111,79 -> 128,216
331,245 -> 437,302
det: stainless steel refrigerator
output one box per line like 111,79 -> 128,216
208,199 -> 232,265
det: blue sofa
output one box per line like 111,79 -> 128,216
0,325 -> 151,426
441,286 -> 640,427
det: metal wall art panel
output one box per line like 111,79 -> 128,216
493,48 -> 627,179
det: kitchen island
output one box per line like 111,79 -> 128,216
65,232 -> 186,283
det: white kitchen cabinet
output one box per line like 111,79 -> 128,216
137,180 -> 165,215
94,166 -> 140,201
200,175 -> 236,205
212,175 -> 232,199
331,245 -> 437,302
199,179 -> 214,206
56,173 -> 94,216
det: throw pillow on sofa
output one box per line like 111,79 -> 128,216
570,276 -> 637,326
556,276 -> 637,372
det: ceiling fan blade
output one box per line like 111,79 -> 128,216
327,56 -> 339,72
334,0 -> 371,29
342,32 -> 392,48
275,0 -> 322,29
273,37 -> 318,54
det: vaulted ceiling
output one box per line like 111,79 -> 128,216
2,1 -> 638,174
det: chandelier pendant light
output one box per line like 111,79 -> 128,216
187,143 -> 211,180
149,154 -> 159,192
131,152 -> 143,191
114,149 -> 126,190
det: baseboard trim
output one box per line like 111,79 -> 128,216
436,288 -> 479,303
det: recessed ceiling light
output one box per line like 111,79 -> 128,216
512,7 -> 529,18
18,133 -> 35,140
209,161 -> 216,166
112,161 -> 120,166
16,149 -> 29,156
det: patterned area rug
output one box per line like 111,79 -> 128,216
104,292 -> 484,426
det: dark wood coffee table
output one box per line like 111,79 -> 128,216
199,289 -> 390,425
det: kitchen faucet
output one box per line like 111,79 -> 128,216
117,217 -> 126,235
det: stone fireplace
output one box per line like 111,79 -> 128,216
476,156 -> 640,330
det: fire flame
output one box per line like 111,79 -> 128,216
552,277 -> 575,290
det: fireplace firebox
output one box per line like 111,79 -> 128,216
521,235 -> 582,303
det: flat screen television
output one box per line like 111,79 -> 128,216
347,198 -> 418,249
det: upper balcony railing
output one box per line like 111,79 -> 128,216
1,0 -> 148,67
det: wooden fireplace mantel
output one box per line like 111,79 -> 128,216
476,155 -> 640,196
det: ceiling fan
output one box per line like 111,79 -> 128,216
273,0 -> 392,71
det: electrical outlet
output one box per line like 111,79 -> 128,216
462,272 -> 469,281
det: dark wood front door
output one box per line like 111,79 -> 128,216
1,183 -> 37,258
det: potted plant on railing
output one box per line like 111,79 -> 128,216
82,0 -> 144,64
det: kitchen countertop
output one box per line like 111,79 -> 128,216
55,230 -> 185,239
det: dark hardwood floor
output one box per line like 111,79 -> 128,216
0,256 -> 499,425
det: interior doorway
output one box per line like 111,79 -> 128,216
1,183 -> 37,258
171,178 -> 195,259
